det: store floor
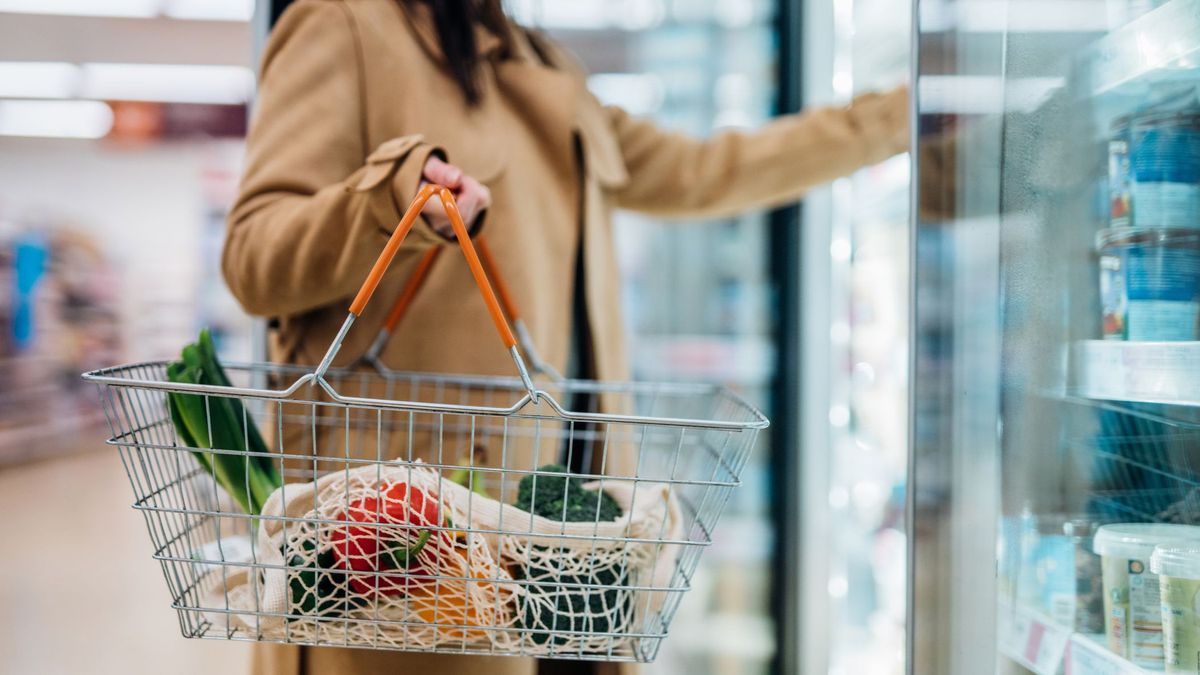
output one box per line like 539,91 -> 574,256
0,446 -> 250,675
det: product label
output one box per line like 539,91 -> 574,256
1111,139 -> 1132,228
1125,247 -> 1200,302
1103,554 -> 1132,656
1132,182 -> 1200,228
1161,575 -> 1200,674
1037,535 -> 1078,625
1128,300 -> 1200,341
1100,253 -> 1128,339
1129,559 -> 1167,668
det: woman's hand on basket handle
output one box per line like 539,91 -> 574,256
420,156 -> 490,239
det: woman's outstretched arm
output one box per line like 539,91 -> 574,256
607,87 -> 909,219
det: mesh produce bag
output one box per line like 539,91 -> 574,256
201,462 -> 681,655
203,463 -> 517,649
495,479 -> 683,655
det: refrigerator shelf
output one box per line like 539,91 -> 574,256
1072,340 -> 1200,407
1080,0 -> 1200,99
999,602 -> 1148,675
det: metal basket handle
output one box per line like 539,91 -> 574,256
312,183 -> 538,400
363,234 -> 563,381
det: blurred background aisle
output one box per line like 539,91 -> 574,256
0,449 -> 250,674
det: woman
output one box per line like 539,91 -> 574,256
224,1 -> 907,674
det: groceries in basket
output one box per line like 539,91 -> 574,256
161,334 -> 681,654
201,462 -> 681,655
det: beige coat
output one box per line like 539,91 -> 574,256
224,1 -> 908,673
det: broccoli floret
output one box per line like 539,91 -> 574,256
514,553 -> 631,647
514,465 -> 629,648
515,464 -> 622,523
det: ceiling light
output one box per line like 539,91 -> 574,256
164,0 -> 253,22
0,62 -> 81,99
80,63 -> 254,104
0,0 -> 253,21
0,0 -> 158,18
0,99 -> 113,138
505,0 -> 664,30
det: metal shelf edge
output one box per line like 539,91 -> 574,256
1072,340 -> 1200,408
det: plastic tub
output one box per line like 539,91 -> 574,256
1014,514 -> 1108,631
1097,228 -> 1200,341
1065,519 -> 1106,634
1095,524 -> 1200,667
1130,111 -> 1200,229
1152,544 -> 1200,673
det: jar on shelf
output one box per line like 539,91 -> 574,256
1097,228 -> 1200,341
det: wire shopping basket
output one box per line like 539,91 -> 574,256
83,185 -> 769,662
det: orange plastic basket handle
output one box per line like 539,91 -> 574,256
475,236 -> 520,322
348,184 -> 516,348
360,245 -> 442,363
313,184 -> 537,400
382,245 -> 443,333
361,229 -> 566,381
377,234 -> 515,339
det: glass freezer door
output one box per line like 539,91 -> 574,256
912,1 -> 1200,673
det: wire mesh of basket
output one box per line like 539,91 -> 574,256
83,185 -> 769,662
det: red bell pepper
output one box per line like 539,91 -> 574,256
331,482 -> 447,596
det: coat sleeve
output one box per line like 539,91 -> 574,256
223,0 -> 445,318
606,86 -> 909,218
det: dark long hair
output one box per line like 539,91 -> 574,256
422,0 -> 512,106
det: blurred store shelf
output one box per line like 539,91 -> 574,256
1080,0 -> 1200,99
0,13 -> 250,66
630,335 -> 774,387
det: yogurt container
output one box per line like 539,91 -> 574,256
1152,544 -> 1200,673
1131,112 -> 1200,229
1066,519 -> 1107,634
1095,524 -> 1200,667
1097,228 -> 1200,341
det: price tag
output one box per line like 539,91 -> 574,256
1025,619 -> 1070,674
999,606 -> 1070,675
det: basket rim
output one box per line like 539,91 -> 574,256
82,359 -> 771,432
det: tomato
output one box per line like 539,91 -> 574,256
330,482 -> 445,596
